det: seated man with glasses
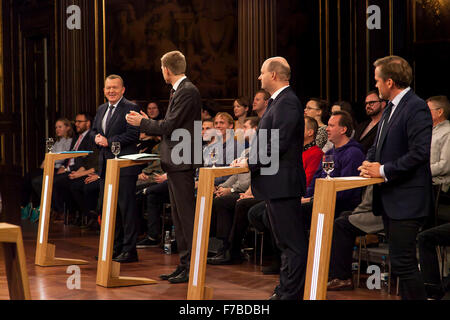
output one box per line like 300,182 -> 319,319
353,90 -> 387,154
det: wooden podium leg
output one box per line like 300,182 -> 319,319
304,180 -> 337,300
187,171 -> 215,300
1,228 -> 31,300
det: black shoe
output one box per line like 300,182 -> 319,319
160,265 -> 185,280
168,268 -> 189,284
269,293 -> 281,300
136,236 -> 160,248
207,249 -> 232,265
262,261 -> 281,275
112,251 -> 138,263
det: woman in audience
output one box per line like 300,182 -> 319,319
233,97 -> 251,145
22,118 -> 73,222
137,101 -> 163,153
304,98 -> 329,149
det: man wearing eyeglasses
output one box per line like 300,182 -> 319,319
353,90 -> 387,154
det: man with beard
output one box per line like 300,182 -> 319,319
353,91 -> 387,154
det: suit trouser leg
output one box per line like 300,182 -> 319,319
329,211 -> 366,280
384,216 -> 426,300
167,170 -> 195,270
418,223 -> 450,288
266,197 -> 308,300
212,194 -> 240,244
144,181 -> 170,239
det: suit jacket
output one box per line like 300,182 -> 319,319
354,119 -> 379,155
66,130 -> 97,172
140,78 -> 202,173
90,97 -> 140,177
367,89 -> 433,220
249,86 -> 306,200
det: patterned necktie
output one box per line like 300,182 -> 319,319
105,105 -> 114,132
375,101 -> 394,161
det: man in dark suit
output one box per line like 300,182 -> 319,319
359,56 -> 433,300
353,91 -> 386,154
232,57 -> 307,300
91,74 -> 140,263
126,51 -> 201,283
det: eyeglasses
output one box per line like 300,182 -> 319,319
365,100 -> 382,107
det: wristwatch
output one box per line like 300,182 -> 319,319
230,188 -> 235,193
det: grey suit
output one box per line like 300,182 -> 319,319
140,78 -> 202,269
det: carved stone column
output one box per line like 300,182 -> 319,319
238,0 -> 276,100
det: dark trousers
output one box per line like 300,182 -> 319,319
143,181 -> 170,239
328,211 -> 367,280
248,201 -> 280,262
52,173 -> 81,214
418,222 -> 450,288
167,170 -> 196,269
383,215 -> 427,300
212,194 -> 240,242
70,177 -> 100,218
266,197 -> 308,300
100,175 -> 138,253
228,198 -> 263,257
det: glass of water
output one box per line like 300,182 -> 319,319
111,141 -> 121,159
46,138 -> 55,153
210,149 -> 218,168
322,154 -> 334,179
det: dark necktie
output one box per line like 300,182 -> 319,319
169,88 -> 175,104
105,105 -> 114,132
267,98 -> 274,108
375,101 -> 394,161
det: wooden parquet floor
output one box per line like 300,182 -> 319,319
0,220 -> 400,300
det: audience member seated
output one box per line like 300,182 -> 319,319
136,143 -> 164,192
23,118 -> 73,222
137,101 -> 163,153
303,116 -> 324,186
327,185 -> 384,291
252,89 -> 270,118
233,97 -> 251,144
323,101 -> 357,153
302,111 -> 365,224
353,91 -> 387,154
304,98 -> 330,149
207,117 -> 257,265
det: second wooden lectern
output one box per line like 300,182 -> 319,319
187,166 -> 249,300
35,152 -> 90,267
303,177 -> 384,300
96,158 -> 158,287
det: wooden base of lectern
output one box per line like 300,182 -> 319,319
35,243 -> 89,267
96,260 -> 157,288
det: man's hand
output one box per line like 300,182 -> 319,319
126,110 -> 147,127
215,187 -> 231,197
238,187 -> 253,201
85,173 -> 100,184
138,173 -> 149,181
154,173 -> 167,184
230,157 -> 248,168
358,160 -> 382,178
95,134 -> 108,147
69,170 -> 83,180
56,167 -> 65,175
301,197 -> 312,204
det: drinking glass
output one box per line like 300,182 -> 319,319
322,154 -> 335,179
210,149 -> 218,168
46,138 -> 55,153
111,142 -> 121,159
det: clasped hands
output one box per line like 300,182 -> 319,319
358,160 -> 382,178
230,157 -> 248,168
125,110 -> 149,127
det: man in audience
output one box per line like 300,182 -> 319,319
233,56 -> 307,300
252,89 -> 270,118
52,113 -> 97,223
417,95 -> 450,300
359,55 -> 433,300
302,111 -> 366,221
92,74 -> 141,263
354,91 -> 387,154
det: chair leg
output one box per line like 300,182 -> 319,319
253,230 -> 257,265
260,233 -> 264,266
357,236 -> 362,288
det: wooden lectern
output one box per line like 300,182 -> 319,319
35,152 -> 90,267
303,177 -> 384,300
187,166 -> 248,300
0,223 -> 31,300
96,158 -> 158,287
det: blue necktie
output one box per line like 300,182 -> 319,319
375,102 -> 394,161
105,105 -> 114,132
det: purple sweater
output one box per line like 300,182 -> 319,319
306,139 -> 366,215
